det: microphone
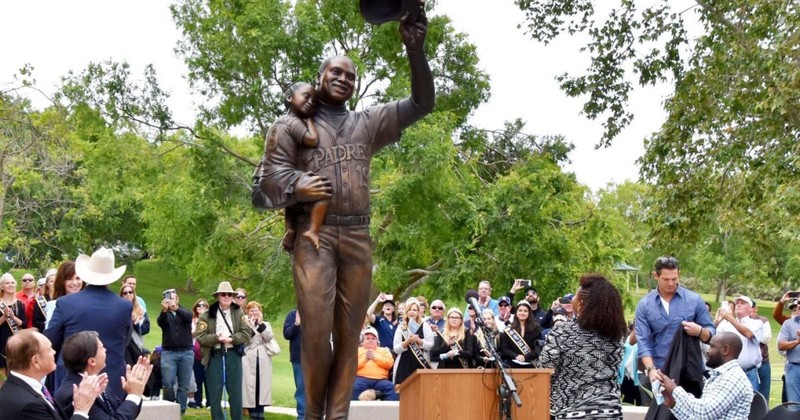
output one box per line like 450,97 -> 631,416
465,289 -> 484,318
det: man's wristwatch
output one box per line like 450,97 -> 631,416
645,365 -> 658,374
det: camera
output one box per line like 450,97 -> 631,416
0,301 -> 6,311
558,297 -> 571,304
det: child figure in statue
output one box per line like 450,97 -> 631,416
280,82 -> 328,251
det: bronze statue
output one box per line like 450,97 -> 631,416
255,0 -> 434,418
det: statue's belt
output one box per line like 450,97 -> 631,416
326,214 -> 369,226
298,214 -> 370,226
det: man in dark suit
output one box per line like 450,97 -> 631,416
45,247 -> 133,400
0,329 -> 105,419
54,331 -> 152,420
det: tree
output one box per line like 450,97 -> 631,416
515,0 -> 800,282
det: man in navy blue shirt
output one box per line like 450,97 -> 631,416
366,293 -> 398,355
635,256 -> 715,387
283,309 -> 305,420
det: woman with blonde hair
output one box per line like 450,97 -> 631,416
0,272 -> 26,373
242,301 -> 280,419
474,308 -> 501,368
119,283 -> 150,364
392,298 -> 434,385
431,307 -> 475,369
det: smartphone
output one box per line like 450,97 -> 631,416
558,297 -> 571,304
519,279 -> 531,288
384,294 -> 394,301
788,292 -> 800,298
163,289 -> 174,300
720,300 -> 730,312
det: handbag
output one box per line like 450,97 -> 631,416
265,338 -> 281,357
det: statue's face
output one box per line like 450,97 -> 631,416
317,57 -> 356,105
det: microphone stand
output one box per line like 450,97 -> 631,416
475,317 -> 522,419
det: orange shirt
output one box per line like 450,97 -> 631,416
356,346 -> 394,380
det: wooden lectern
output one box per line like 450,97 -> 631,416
397,368 -> 553,420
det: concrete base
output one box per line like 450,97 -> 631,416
137,400 -> 181,420
622,406 -> 649,420
348,401 -> 399,420
344,401 -> 646,420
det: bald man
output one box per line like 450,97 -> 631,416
0,329 -> 105,420
658,332 -> 752,420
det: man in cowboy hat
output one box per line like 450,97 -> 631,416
195,281 -> 254,420
45,247 -> 133,401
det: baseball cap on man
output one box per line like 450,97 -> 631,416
734,295 -> 754,307
498,296 -> 512,306
362,326 -> 379,337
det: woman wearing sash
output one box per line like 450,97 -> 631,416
431,308 -> 475,369
537,274 -> 626,420
499,300 -> 543,367
0,272 -> 26,373
475,309 -> 501,368
392,297 -> 434,385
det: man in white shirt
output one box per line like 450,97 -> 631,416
714,295 -> 764,391
0,329 -> 104,419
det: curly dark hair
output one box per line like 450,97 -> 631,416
575,274 -> 626,342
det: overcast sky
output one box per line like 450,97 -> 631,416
0,0 -> 679,191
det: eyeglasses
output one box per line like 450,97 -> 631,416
22,278 -> 35,282
499,304 -> 510,307
431,306 -> 444,310
219,293 -> 235,297
197,303 -> 208,308
236,295 -> 246,299
122,291 -> 134,296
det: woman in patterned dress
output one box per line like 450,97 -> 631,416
537,274 -> 627,419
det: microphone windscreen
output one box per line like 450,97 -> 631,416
465,289 -> 479,303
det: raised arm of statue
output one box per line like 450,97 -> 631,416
398,0 -> 435,129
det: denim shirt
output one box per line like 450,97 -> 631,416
635,286 -> 716,369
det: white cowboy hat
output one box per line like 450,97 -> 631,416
213,281 -> 236,296
75,247 -> 127,286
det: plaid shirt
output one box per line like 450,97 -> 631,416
670,360 -> 752,420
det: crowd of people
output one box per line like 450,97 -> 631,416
2,251 -> 800,419
0,247 -> 282,420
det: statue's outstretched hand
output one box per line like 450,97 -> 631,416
400,0 -> 427,51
